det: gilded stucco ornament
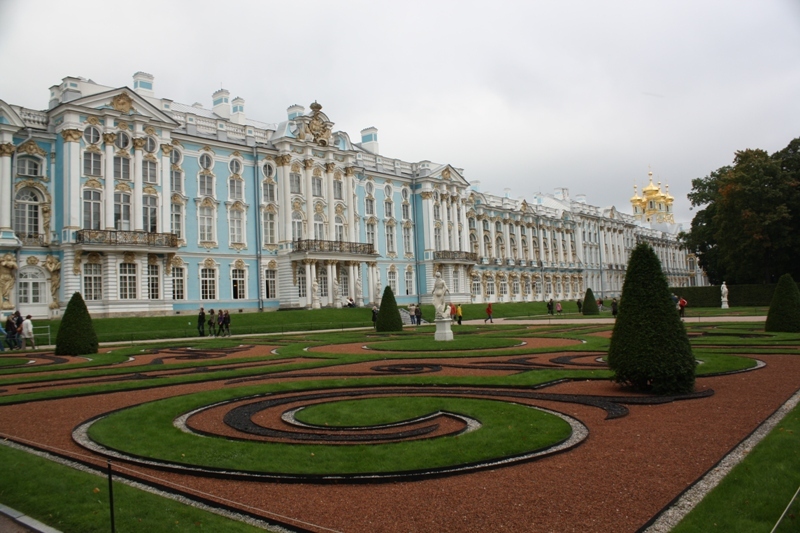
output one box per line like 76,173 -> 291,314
116,182 -> 132,192
203,258 -> 216,268
170,255 -> 184,267
72,254 -> 82,276
304,159 -> 314,170
16,140 -> 47,157
117,121 -> 129,131
86,116 -> 100,126
44,255 -> 62,309
103,133 -> 117,144
0,254 -> 18,310
61,130 -> 82,143
26,256 -> 39,266
132,138 -> 147,151
0,143 -> 15,157
442,168 -> 451,180
123,252 -> 136,263
148,254 -> 158,266
111,92 -> 136,114
267,260 -> 277,269
85,179 -> 102,190
307,102 -> 332,146
234,259 -> 245,269
145,126 -> 156,136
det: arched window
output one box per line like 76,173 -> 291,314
318,269 -> 328,297
292,211 -> 304,240
314,213 -> 325,240
14,188 -> 41,239
17,157 -> 41,177
297,269 -> 307,298
334,216 -> 345,241
470,233 -> 478,253
17,268 -> 45,305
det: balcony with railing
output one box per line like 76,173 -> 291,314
433,250 -> 479,263
16,233 -> 46,246
76,229 -> 179,248
292,239 -> 375,255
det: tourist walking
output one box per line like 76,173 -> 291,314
223,311 -> 231,336
409,304 -> 416,325
197,307 -> 206,337
13,311 -> 23,349
547,299 -> 554,315
678,297 -> 688,318
611,298 -> 618,318
414,305 -> 422,325
372,306 -> 379,329
4,315 -> 16,350
485,303 -> 493,323
20,315 -> 35,350
450,302 -> 457,323
217,309 -> 225,337
556,301 -> 562,315
207,309 -> 216,337
576,299 -> 583,313
456,304 -> 463,325
0,319 -> 6,352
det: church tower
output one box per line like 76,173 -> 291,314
631,170 -> 674,223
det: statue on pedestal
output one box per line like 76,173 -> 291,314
431,272 -> 450,320
720,281 -> 729,309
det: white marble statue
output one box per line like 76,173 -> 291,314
431,272 -> 450,320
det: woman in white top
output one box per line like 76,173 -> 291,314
21,314 -> 36,350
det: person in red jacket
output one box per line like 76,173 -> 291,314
485,303 -> 493,323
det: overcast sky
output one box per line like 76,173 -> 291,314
1,0 -> 799,225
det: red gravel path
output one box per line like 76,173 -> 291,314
0,350 -> 798,532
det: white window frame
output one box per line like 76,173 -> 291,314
119,263 -> 137,300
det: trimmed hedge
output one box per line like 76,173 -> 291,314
376,285 -> 404,332
765,274 -> 800,332
582,288 -> 599,315
671,283 -> 800,308
608,244 -> 695,394
55,292 -> 99,356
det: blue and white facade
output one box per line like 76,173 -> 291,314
0,73 -> 705,318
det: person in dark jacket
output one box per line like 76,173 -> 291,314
611,298 -> 619,318
414,305 -> 422,325
197,307 -> 206,336
371,306 -> 379,329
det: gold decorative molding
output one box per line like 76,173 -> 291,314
420,191 -> 433,200
344,167 -> 355,176
201,145 -> 215,153
275,154 -> 291,166
304,159 -> 314,170
143,185 -> 158,195
442,168 -> 451,180
265,204 -> 277,214
112,93 -> 136,114
26,256 -> 39,266
132,137 -> 147,151
72,254 -> 82,275
291,162 -> 301,173
143,153 -> 157,162
86,144 -> 102,154
148,254 -> 158,266
103,132 -> 117,144
144,126 -> 156,136
171,193 -> 184,203
0,143 -> 15,157
325,162 -> 336,173
160,144 -> 173,155
123,251 -> 136,263
116,182 -> 132,192
170,255 -> 184,267
86,116 -> 100,126
16,140 -> 47,157
292,199 -> 303,212
117,121 -> 129,131
335,204 -> 344,216
314,202 -> 324,215
61,129 -> 82,143
115,149 -> 130,158
267,260 -> 277,269
84,179 -> 103,189
203,258 -> 216,268
232,150 -> 242,158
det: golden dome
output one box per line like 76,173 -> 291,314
630,184 -> 642,202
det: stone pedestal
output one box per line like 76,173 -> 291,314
434,318 -> 454,341
721,299 -> 729,309
312,295 -> 321,309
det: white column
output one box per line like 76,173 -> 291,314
103,132 -> 116,229
345,168 -> 356,241
132,137 -> 144,231
160,144 -> 172,234
303,159 -> 314,235
60,130 -> 82,231
442,198 -> 451,251
488,219 -> 496,259
326,260 -> 334,305
503,221 -> 511,260
304,260 -> 312,306
278,157 -> 291,242
325,162 -> 335,237
0,143 -> 13,231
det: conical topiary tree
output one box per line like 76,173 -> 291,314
765,274 -> 800,332
55,292 -> 99,356
607,243 -> 695,394
376,285 -> 404,332
582,288 -> 599,315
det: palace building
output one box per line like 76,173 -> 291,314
0,72 -> 706,318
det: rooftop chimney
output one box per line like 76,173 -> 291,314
212,89 -> 230,119
360,127 -> 379,154
231,96 -> 246,125
133,72 -> 154,97
287,104 -> 305,120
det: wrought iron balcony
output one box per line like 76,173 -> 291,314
433,250 -> 478,262
292,239 -> 375,255
76,229 -> 179,248
16,233 -> 46,246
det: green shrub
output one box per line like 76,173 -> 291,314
376,285 -> 404,332
765,274 -> 800,332
55,292 -> 99,356
608,243 -> 695,394
582,288 -> 599,315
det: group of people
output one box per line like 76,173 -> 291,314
546,299 -> 564,315
1,311 -> 36,350
196,307 -> 232,337
407,304 -> 423,325
671,293 -> 688,317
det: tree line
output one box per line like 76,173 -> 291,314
680,137 -> 800,284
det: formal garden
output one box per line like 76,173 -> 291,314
0,300 -> 798,532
